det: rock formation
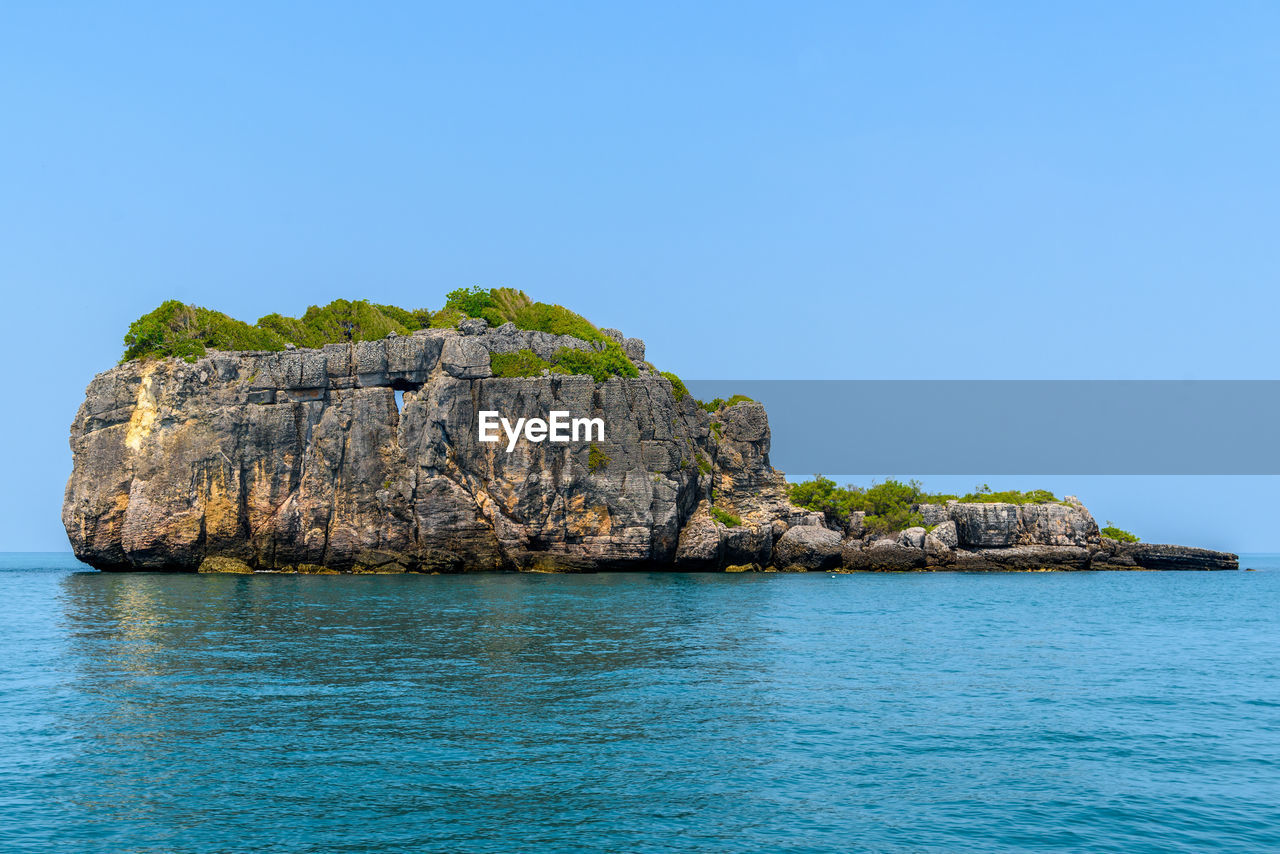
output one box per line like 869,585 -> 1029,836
64,322 -> 1238,573
64,322 -> 796,573
786,496 -> 1237,572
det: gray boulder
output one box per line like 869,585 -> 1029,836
899,526 -> 926,549
441,336 -> 492,379
930,520 -> 958,548
924,527 -> 955,565
772,525 -> 842,570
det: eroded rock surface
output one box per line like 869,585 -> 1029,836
64,326 -> 793,572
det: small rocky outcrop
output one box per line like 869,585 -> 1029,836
1089,540 -> 1238,571
835,498 -> 1236,572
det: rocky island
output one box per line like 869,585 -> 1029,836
64,291 -> 1238,573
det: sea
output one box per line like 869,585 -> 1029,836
2,553 -> 1278,853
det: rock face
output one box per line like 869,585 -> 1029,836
64,324 -> 1239,574
925,499 -> 1099,549
63,325 -> 793,573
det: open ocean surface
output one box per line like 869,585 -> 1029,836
1,553 -> 1278,853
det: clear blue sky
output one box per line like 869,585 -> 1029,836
2,2 -> 1278,552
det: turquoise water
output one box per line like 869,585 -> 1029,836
2,554 -> 1278,853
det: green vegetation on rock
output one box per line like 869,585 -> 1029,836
489,349 -> 552,378
488,345 -> 639,383
428,306 -> 465,328
443,286 -> 505,325
123,298 -> 436,363
123,300 -> 289,363
257,299 -> 428,349
654,372 -> 752,413
439,286 -> 607,344
587,444 -> 611,473
119,289 -> 640,383
1102,522 -> 1140,543
511,300 -> 605,343
292,299 -> 413,345
551,344 -> 639,382
788,476 -> 929,531
710,506 -> 742,527
370,303 -> 433,330
699,394 -> 754,413
660,371 -> 690,402
957,485 -> 1064,505
788,476 -> 1070,535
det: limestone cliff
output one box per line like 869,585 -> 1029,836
64,320 -> 1238,573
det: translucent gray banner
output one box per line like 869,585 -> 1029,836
683,380 -> 1279,474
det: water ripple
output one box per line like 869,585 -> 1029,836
0,555 -> 1277,852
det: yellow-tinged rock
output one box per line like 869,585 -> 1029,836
197,556 -> 254,574
124,365 -> 158,452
